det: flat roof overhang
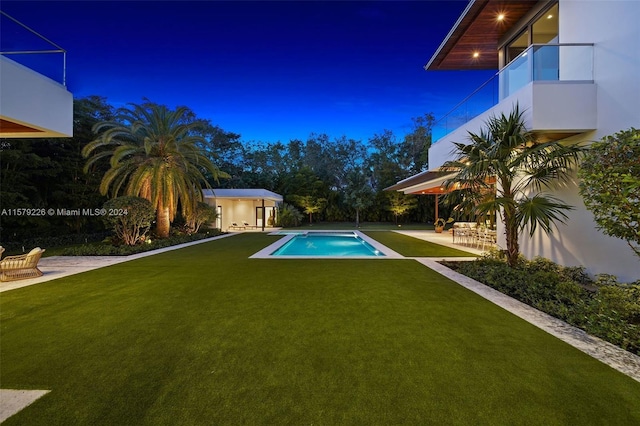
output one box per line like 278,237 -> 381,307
203,188 -> 283,203
385,170 -> 459,195
425,0 -> 542,70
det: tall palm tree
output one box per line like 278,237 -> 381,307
82,101 -> 229,238
442,106 -> 584,267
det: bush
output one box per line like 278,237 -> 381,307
276,203 -> 304,227
103,196 -> 155,246
59,230 -> 223,256
0,232 -> 109,253
578,127 -> 640,258
185,202 -> 218,234
442,256 -> 640,355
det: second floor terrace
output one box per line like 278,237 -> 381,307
431,43 -> 595,143
0,11 -> 72,138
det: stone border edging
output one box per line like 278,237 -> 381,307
415,257 -> 640,383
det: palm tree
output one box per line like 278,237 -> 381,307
442,105 -> 584,267
82,101 -> 229,238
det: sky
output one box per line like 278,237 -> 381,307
1,0 -> 495,143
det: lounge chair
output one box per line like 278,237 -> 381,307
229,222 -> 245,230
242,221 -> 257,229
0,247 -> 45,282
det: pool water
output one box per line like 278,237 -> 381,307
272,232 -> 385,257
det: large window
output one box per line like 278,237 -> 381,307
503,3 -> 558,66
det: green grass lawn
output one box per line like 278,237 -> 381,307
363,230 -> 475,257
1,233 -> 639,425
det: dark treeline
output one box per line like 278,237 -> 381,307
0,96 -> 442,242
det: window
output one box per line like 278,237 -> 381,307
503,2 -> 558,66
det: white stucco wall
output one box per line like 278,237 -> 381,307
0,56 -> 73,137
521,0 -> 640,282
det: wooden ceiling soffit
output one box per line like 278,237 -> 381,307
426,0 -> 539,70
0,118 -> 43,134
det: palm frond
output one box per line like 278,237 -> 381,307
516,194 -> 573,236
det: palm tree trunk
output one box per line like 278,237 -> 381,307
156,205 -> 171,238
504,205 -> 520,267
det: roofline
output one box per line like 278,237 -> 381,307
424,0 -> 479,70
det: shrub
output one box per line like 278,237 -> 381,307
442,256 -> 640,355
103,196 -> 155,246
277,203 -> 304,227
185,202 -> 218,234
59,230 -> 222,256
578,127 -> 640,258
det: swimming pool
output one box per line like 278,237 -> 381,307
271,231 -> 385,257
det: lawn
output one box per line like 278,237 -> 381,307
1,233 -> 639,425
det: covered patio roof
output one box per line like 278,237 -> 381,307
385,170 -> 458,195
425,0 -> 541,70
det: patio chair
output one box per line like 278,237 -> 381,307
229,222 -> 245,230
0,247 -> 45,282
242,221 -> 257,229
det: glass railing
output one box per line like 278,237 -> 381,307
432,43 -> 594,141
0,11 -> 66,86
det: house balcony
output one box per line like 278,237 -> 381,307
0,12 -> 73,138
430,44 -> 596,169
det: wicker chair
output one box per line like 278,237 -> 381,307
0,247 -> 45,282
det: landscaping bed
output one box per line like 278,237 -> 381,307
441,252 -> 640,356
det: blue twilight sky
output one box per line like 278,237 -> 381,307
1,1 -> 495,143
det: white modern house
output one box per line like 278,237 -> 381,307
391,0 -> 640,282
0,12 -> 73,138
203,189 -> 282,231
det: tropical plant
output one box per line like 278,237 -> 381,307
578,128 -> 640,258
276,203 -> 304,227
82,101 -> 229,238
442,105 -> 584,267
386,192 -> 418,224
186,201 -> 218,234
102,196 -> 155,246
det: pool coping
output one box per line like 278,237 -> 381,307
249,230 -> 404,259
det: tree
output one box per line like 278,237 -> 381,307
291,195 -> 326,224
344,167 -> 374,227
578,128 -> 640,258
400,113 -> 435,174
442,106 -> 584,267
103,196 -> 155,246
186,201 -> 218,234
82,101 -> 229,238
386,192 -> 418,224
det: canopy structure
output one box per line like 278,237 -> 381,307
385,170 -> 459,223
203,189 -> 283,231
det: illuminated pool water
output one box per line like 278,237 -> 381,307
271,232 -> 385,257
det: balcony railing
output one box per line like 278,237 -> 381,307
0,11 -> 66,86
432,43 -> 594,141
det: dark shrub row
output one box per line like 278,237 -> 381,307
442,253 -> 640,356
58,231 -> 223,256
2,232 -> 110,253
